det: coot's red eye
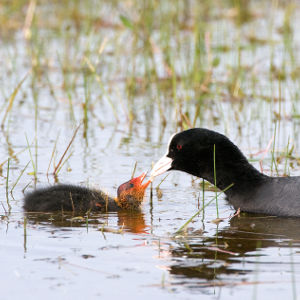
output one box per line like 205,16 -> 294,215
176,144 -> 182,151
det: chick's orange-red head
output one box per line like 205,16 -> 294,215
116,173 -> 151,209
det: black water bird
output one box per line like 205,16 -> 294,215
151,128 -> 300,217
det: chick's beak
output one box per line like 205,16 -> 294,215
150,155 -> 173,179
132,172 -> 151,190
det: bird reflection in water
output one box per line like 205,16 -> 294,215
25,210 -> 147,234
168,214 -> 300,287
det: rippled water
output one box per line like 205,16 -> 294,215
1,1 -> 300,299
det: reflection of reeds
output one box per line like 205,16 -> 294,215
23,216 -> 27,252
289,242 -> 297,300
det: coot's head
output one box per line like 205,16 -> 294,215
150,128 -> 245,183
117,173 -> 151,209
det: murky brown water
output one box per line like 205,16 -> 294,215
1,1 -> 300,299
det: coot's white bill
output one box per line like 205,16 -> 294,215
150,155 -> 172,179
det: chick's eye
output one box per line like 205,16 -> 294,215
176,144 -> 183,151
130,183 -> 134,188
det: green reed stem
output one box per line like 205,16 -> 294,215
214,144 -> 219,218
202,178 -> 205,221
47,132 -> 60,177
6,158 -> 11,212
156,174 -> 169,189
25,134 -> 37,180
53,124 -> 80,175
271,122 -> 278,175
56,151 -> 74,175
11,161 -> 30,193
284,136 -> 290,175
175,183 -> 234,235
1,72 -> 29,129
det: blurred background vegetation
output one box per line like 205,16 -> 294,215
1,0 -> 300,182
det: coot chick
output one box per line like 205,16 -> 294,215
151,128 -> 300,217
24,173 -> 151,213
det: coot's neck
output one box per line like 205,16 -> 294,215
200,147 -> 268,198
213,162 -> 267,198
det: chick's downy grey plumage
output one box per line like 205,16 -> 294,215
24,185 -> 119,212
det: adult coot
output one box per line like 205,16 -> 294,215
24,173 -> 151,212
150,128 -> 300,217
